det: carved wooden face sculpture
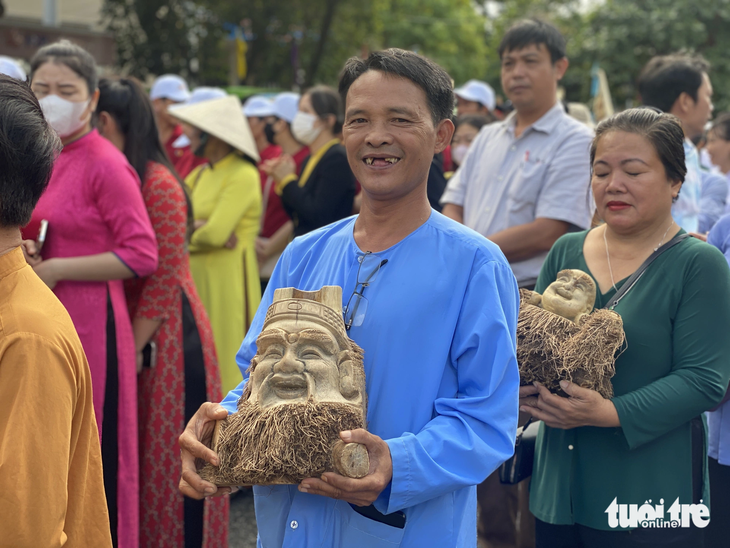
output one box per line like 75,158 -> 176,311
248,300 -> 365,409
541,269 -> 597,323
199,286 -> 370,486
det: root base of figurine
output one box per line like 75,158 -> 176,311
199,400 -> 365,486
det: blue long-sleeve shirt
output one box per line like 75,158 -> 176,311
221,211 -> 520,547
699,170 -> 728,234
707,214 -> 730,464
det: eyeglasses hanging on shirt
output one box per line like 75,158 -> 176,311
343,252 -> 388,330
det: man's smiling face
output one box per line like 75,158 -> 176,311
342,70 -> 452,201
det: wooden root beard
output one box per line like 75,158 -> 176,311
199,400 -> 367,486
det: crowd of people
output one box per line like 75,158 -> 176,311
1,15 -> 730,548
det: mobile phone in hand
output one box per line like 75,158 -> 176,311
142,341 -> 157,369
36,219 -> 49,254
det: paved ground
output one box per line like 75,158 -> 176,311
229,489 -> 258,548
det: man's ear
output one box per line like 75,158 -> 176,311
675,91 -> 695,116
554,57 -> 569,81
434,118 -> 455,154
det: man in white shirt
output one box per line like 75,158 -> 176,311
442,19 -> 593,290
441,18 -> 593,548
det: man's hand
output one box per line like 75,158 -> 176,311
520,381 -> 620,429
178,402 -> 232,499
299,429 -> 393,507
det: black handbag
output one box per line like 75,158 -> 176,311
499,417 -> 539,484
498,232 -> 690,485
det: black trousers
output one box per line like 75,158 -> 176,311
182,292 -> 207,548
102,296 -> 119,547
706,456 -> 730,548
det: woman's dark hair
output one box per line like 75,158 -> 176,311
590,108 -> 687,187
30,39 -> 98,94
306,85 -> 344,134
638,54 -> 709,114
0,75 -> 61,227
710,112 -> 730,141
454,114 -> 493,133
95,76 -> 193,233
339,48 -> 454,125
498,19 -> 567,64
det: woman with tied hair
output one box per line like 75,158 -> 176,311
520,108 -> 730,547
264,85 -> 356,237
96,76 -> 228,548
25,40 -> 158,548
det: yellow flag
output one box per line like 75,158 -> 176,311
237,37 -> 247,80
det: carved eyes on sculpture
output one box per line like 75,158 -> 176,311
261,345 -> 325,362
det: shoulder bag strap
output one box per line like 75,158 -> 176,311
603,233 -> 690,310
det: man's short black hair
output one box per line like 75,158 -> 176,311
0,75 -> 61,228
638,54 -> 710,114
498,19 -> 567,64
339,48 -> 454,125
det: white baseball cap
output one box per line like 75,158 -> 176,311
150,74 -> 191,103
242,95 -> 275,118
171,87 -> 228,148
454,80 -> 496,111
271,92 -> 301,123
0,56 -> 26,81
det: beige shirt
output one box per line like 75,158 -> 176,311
0,246 -> 112,548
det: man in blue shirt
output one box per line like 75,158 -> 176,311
179,48 -> 520,547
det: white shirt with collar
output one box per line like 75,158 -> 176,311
441,102 -> 594,286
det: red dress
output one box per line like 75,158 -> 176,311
125,162 -> 228,548
259,145 -> 309,238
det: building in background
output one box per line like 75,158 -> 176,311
0,0 -> 114,67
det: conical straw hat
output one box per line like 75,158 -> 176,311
169,95 -> 260,163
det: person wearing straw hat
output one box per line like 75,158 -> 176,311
170,95 -> 263,395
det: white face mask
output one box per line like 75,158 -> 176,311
291,111 -> 322,145
451,144 -> 470,166
39,94 -> 90,138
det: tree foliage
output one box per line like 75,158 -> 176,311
102,0 -> 730,112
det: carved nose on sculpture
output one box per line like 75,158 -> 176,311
273,350 -> 304,375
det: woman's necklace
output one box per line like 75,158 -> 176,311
603,221 -> 675,292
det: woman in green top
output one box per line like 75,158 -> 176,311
520,108 -> 730,547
